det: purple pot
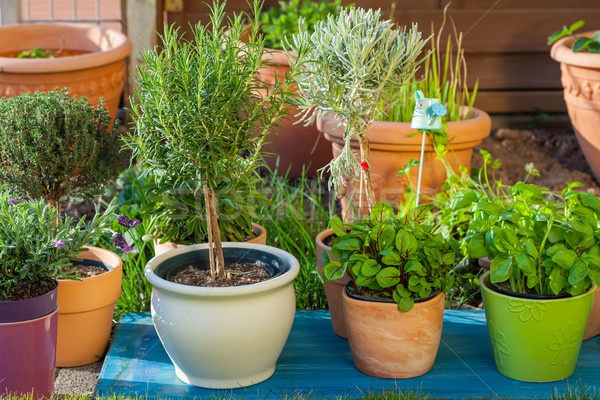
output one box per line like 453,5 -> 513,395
0,307 -> 58,399
0,281 -> 58,323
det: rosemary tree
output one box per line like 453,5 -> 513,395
0,89 -> 125,213
126,0 -> 308,280
290,8 -> 428,213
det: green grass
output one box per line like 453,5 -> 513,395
3,385 -> 599,400
255,169 -> 335,310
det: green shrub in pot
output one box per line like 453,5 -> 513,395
260,0 -> 344,50
0,89 -> 125,214
325,200 -> 458,311
322,199 -> 458,378
462,180 -> 600,382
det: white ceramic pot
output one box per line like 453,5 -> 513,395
145,242 -> 299,389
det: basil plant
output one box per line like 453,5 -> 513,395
324,201 -> 458,311
464,181 -> 600,296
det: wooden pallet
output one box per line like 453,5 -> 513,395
96,310 -> 600,399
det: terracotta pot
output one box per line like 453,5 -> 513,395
0,23 -> 132,119
0,283 -> 58,399
247,43 -> 331,178
315,228 -> 350,338
153,222 -> 268,257
56,246 -> 122,367
342,285 -> 445,379
318,109 -> 491,218
551,32 -> 600,182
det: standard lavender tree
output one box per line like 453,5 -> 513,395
290,8 -> 428,214
126,0 -> 309,281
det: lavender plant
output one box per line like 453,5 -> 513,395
126,0 -> 310,281
0,187 -> 119,301
290,7 -> 428,213
0,89 -> 125,213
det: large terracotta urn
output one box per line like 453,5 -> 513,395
550,32 -> 600,183
0,23 -> 131,119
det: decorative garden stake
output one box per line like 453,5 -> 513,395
410,90 -> 447,206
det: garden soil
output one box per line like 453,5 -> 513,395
471,127 -> 600,194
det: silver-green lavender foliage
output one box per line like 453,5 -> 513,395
290,7 -> 428,190
0,187 -> 118,299
126,0 -> 309,195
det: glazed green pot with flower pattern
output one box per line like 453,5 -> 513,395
480,271 -> 595,382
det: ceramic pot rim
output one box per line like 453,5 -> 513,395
0,306 -> 58,326
550,31 -> 600,69
145,242 -> 300,297
343,281 -> 441,304
480,271 -> 597,303
0,22 -> 132,73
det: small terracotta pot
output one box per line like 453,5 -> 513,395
153,222 -> 267,257
0,308 -> 58,399
0,23 -> 131,120
318,110 -> 491,219
315,228 -> 350,338
551,32 -> 600,184
56,246 -> 122,367
342,286 -> 445,379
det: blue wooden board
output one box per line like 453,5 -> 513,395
96,311 -> 600,399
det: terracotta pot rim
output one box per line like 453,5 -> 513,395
0,23 -> 132,73
480,271 -> 597,304
550,31 -> 600,69
155,222 -> 267,246
319,107 -> 491,148
316,228 -> 335,251
234,26 -> 297,66
344,282 -> 442,304
57,246 -> 122,287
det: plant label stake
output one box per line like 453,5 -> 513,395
410,90 -> 447,206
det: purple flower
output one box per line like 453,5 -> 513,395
113,233 -> 133,254
54,240 -> 65,248
7,198 -> 16,205
118,215 -> 141,228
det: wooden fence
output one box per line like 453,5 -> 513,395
159,0 -> 600,114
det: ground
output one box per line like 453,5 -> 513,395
472,126 -> 600,194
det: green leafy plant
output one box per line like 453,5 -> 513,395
0,187 -> 119,300
126,0 -> 310,280
548,20 -> 600,53
148,173 -> 267,245
432,148 -> 541,242
290,7 -> 428,214
16,47 -> 55,58
463,181 -> 600,297
260,0 -> 344,50
323,200 -> 458,311
0,89 -> 125,214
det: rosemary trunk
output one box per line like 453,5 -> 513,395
203,185 -> 226,280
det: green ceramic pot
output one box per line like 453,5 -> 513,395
480,271 -> 596,382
